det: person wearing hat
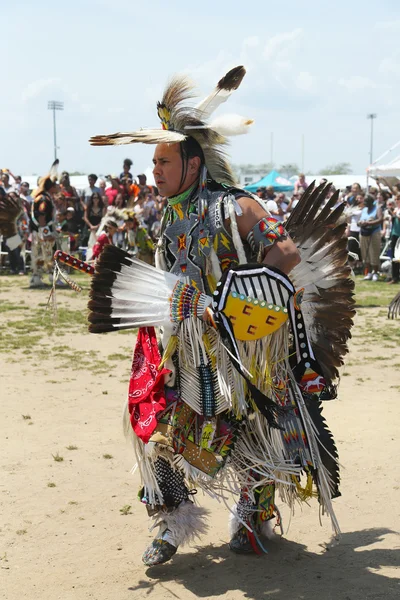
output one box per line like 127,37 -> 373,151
137,173 -> 154,195
91,219 -> 118,260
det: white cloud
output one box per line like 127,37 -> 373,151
375,20 -> 400,31
338,76 -> 377,91
242,36 -> 259,49
295,71 -> 317,92
107,107 -> 125,114
379,56 -> 400,77
263,29 -> 303,63
21,78 -> 61,103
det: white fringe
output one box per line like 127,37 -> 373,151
228,504 -> 242,537
154,501 -> 210,547
227,196 -> 247,265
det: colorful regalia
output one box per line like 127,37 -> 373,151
29,160 -> 59,287
88,66 -> 355,566
122,209 -> 154,264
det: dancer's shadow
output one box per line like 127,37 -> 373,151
129,528 -> 399,600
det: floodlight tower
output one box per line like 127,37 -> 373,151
48,100 -> 64,160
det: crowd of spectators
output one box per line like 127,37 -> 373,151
0,158 -> 167,273
1,165 -> 399,284
255,174 -> 400,284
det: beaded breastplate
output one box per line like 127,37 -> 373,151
161,186 -> 251,293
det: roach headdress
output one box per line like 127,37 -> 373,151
32,159 -> 59,199
89,66 -> 253,186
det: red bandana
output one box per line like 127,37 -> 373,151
128,327 -> 169,443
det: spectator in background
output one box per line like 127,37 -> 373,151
377,190 -> 389,211
120,158 -> 133,185
82,174 -> 101,205
359,194 -> 383,281
1,172 -> 16,194
65,207 -> 80,235
294,173 -> 308,195
275,192 -> 288,222
256,187 -> 265,199
264,193 -> 283,220
105,175 -> 122,206
13,175 -> 22,192
98,178 -> 107,199
19,182 -> 33,210
286,192 -> 300,214
55,210 -> 68,233
346,183 -> 362,207
346,193 -> 364,269
114,192 -> 126,209
387,195 -> 400,284
265,186 -> 276,201
150,210 -> 162,240
137,173 -> 153,194
369,187 -> 378,199
91,220 -> 118,261
132,190 -> 147,219
84,192 -> 106,254
143,192 -> 157,228
60,172 -> 79,202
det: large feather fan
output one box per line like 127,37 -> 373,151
88,245 -> 197,332
286,182 -> 356,383
0,193 -> 23,239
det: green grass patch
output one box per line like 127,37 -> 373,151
119,505 -> 132,516
52,453 -> 64,463
354,277 -> 397,307
108,353 -> 127,361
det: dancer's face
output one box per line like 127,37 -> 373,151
152,143 -> 200,198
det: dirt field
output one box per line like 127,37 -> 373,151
1,274 -> 399,600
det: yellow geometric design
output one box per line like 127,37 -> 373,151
172,202 -> 184,221
224,292 -> 288,340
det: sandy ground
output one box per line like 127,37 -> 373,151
1,276 -> 399,600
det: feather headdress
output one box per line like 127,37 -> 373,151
90,66 -> 252,186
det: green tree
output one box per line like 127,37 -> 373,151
69,171 -> 87,176
279,163 -> 300,178
319,162 -> 352,175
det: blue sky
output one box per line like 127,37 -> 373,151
1,0 -> 400,177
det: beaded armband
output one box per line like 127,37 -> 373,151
170,280 -> 211,323
246,217 -> 286,254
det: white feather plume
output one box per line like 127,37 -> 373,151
185,114 -> 254,137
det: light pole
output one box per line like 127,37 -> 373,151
366,113 -> 377,191
48,101 -> 64,160
367,113 -> 377,164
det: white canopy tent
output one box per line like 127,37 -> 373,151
367,139 -> 400,184
368,158 -> 400,179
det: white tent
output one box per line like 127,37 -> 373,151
367,139 -> 400,184
368,158 -> 400,179
290,174 -> 368,190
